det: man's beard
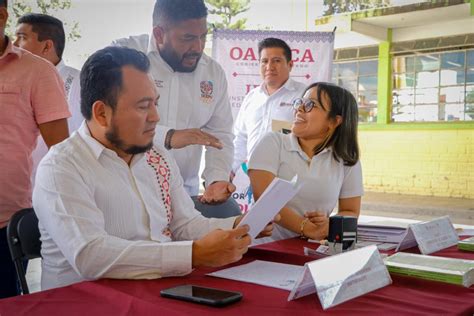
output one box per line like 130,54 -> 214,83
159,45 -> 201,73
105,122 -> 153,155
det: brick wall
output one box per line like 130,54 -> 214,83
359,129 -> 474,199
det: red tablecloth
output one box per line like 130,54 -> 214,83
0,238 -> 473,316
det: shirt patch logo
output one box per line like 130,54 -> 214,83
200,80 -> 213,104
279,102 -> 293,107
64,75 -> 74,95
154,79 -> 164,88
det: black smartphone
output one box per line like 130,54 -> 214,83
160,284 -> 243,307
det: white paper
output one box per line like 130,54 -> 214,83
238,175 -> 302,238
307,245 -> 392,310
208,260 -> 304,291
288,265 -> 316,301
409,216 -> 459,255
396,226 -> 418,252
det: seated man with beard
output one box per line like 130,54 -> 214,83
33,46 -> 273,290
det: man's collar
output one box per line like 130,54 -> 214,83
77,121 -> 145,163
0,36 -> 22,59
77,122 -> 108,160
261,78 -> 298,96
283,78 -> 299,91
147,33 -> 158,55
56,59 -> 65,71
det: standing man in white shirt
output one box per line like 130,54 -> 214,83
113,0 -> 240,218
14,13 -> 82,183
14,13 -> 81,131
233,38 -> 306,173
33,46 -> 273,290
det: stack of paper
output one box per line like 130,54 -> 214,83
358,220 -> 408,243
458,237 -> 474,252
384,252 -> 474,287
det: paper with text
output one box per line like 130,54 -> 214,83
409,216 -> 459,254
308,245 -> 392,310
238,175 -> 302,239
208,260 -> 305,291
288,264 -> 317,300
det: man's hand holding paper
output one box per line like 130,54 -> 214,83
233,214 -> 281,239
237,176 -> 302,239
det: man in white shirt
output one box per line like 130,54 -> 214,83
233,38 -> 306,173
33,46 -> 273,290
14,13 -> 81,131
113,0 -> 240,218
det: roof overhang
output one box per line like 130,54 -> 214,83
315,0 -> 474,49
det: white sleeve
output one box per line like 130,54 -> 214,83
339,160 -> 364,199
247,132 -> 282,176
33,155 -> 201,281
201,68 -> 234,185
232,96 -> 250,172
67,72 -> 83,132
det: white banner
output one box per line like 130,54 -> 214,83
212,29 -> 335,213
212,29 -> 335,118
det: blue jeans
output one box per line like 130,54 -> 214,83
192,196 -> 242,218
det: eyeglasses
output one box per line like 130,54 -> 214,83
292,98 -> 324,113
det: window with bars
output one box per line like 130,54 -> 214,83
332,59 -> 378,123
392,49 -> 474,122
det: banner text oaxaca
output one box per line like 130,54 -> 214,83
212,29 -> 335,118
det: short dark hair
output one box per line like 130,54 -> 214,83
152,0 -> 208,27
303,82 -> 360,166
0,0 -> 7,8
17,13 -> 65,59
258,38 -> 292,62
80,46 -> 150,120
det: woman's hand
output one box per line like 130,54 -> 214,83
303,211 -> 329,240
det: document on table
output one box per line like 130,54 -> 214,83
238,175 -> 302,239
208,260 -> 305,291
357,220 -> 409,243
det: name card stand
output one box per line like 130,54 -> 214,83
289,245 -> 392,310
396,216 -> 459,255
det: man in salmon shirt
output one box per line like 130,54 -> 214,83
0,0 -> 70,298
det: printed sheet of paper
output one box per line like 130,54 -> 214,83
208,260 -> 305,291
398,216 -> 458,254
396,227 -> 418,252
308,245 -> 392,310
288,264 -> 316,301
238,175 -> 302,239
410,216 -> 458,254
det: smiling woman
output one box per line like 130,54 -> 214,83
248,82 -> 363,243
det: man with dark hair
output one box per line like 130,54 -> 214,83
33,46 -> 273,290
113,0 -> 240,218
14,13 -> 82,186
15,13 -> 82,131
233,37 -> 306,172
0,0 -> 70,298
